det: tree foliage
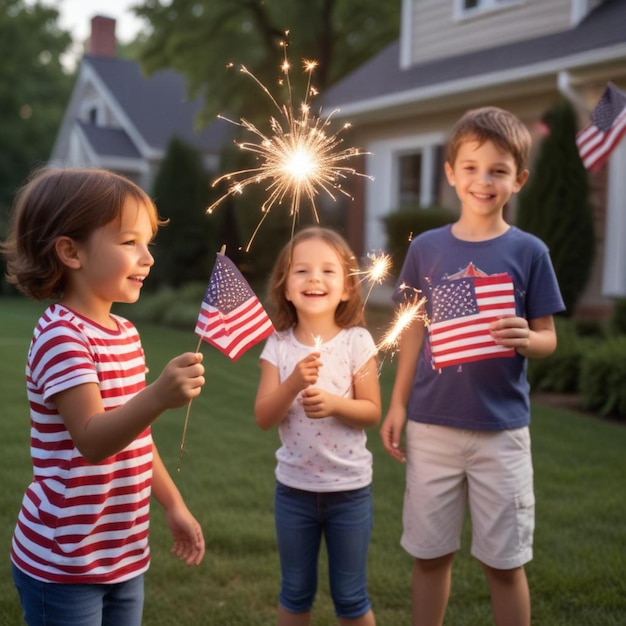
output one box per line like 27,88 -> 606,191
0,0 -> 72,213
150,136 -> 217,288
135,0 -> 400,125
516,99 -> 595,316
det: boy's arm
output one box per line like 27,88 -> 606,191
490,314 -> 557,359
380,319 -> 425,462
151,444 -> 205,566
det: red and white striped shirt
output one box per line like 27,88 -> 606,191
11,304 -> 153,583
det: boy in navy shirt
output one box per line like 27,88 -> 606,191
381,107 -> 565,626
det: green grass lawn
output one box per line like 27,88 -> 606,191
0,297 -> 625,625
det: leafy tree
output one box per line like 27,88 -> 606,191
135,0 -> 400,125
150,136 -> 217,288
0,0 -> 72,294
135,1 -> 399,276
0,0 -> 72,213
517,99 -> 595,316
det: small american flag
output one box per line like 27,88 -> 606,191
576,82 -> 626,172
195,253 -> 274,361
428,273 -> 516,369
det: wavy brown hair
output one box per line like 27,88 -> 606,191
268,227 -> 366,331
1,167 -> 165,300
446,106 -> 532,175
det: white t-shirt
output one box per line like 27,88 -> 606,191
260,327 -> 377,492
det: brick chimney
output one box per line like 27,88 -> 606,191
88,16 -> 116,57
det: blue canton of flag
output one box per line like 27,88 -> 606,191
195,253 -> 274,360
431,279 -> 478,323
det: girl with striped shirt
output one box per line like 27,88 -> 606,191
1,167 -> 206,626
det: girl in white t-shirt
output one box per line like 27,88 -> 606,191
255,227 -> 381,626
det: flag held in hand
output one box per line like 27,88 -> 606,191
576,82 -> 626,172
195,253 -> 274,360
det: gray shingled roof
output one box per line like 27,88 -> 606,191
84,55 -> 230,153
77,121 -> 141,159
322,0 -> 626,109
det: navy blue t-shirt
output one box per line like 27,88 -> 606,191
396,225 -> 565,431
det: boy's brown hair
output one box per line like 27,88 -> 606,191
268,227 -> 366,331
1,167 -> 165,300
446,106 -> 532,174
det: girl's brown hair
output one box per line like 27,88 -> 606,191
268,227 -> 366,331
0,167 -> 165,300
446,106 -> 532,175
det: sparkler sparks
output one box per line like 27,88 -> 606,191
377,293 -> 429,355
353,252 -> 392,307
207,36 -> 371,250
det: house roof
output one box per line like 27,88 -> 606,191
77,121 -> 141,159
83,54 -> 230,154
322,0 -> 626,119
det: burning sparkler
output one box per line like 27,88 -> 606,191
352,251 -> 392,307
376,288 -> 429,355
206,34 -> 371,249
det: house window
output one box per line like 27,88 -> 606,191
396,146 -> 440,209
89,107 -> 98,125
455,0 -> 525,19
399,153 -> 422,207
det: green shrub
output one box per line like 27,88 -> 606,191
383,206 -> 456,275
517,99 -> 595,317
527,318 -> 595,393
573,318 -> 607,339
610,298 -> 626,335
579,337 -> 626,419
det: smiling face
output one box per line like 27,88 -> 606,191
445,138 -> 528,222
284,237 -> 349,323
61,195 -> 155,325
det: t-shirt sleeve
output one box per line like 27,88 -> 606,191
259,331 -> 279,367
350,327 -> 378,373
29,321 -> 99,403
526,247 -> 566,319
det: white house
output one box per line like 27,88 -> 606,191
50,16 -> 229,193
322,0 -> 626,317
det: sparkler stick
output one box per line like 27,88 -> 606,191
177,245 -> 227,471
206,35 -> 372,250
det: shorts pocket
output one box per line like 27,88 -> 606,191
514,489 -> 535,552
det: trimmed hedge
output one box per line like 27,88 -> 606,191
579,337 -> 626,418
527,319 -> 592,394
383,206 -> 457,275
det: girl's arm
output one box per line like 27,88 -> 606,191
300,354 -> 381,429
151,444 -> 205,566
54,352 -> 204,464
254,352 -> 322,430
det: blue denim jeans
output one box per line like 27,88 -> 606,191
274,481 -> 373,618
12,563 -> 144,626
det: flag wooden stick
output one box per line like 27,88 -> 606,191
177,245 -> 226,471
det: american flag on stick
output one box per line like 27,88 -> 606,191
428,272 -> 516,369
576,82 -> 626,172
195,252 -> 274,361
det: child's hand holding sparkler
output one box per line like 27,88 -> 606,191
291,352 -> 322,390
152,352 -> 205,410
255,351 -> 322,430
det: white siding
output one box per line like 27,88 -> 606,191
411,0 -> 575,65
